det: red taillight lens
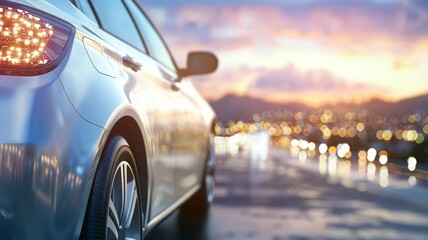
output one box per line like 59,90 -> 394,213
0,4 -> 74,76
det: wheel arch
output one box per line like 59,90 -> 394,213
105,115 -> 150,221
81,105 -> 153,238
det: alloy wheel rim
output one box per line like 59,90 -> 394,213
107,161 -> 141,240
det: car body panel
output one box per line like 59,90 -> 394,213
0,0 -> 216,238
58,24 -> 179,218
174,80 -> 210,198
0,0 -> 216,239
0,74 -> 106,239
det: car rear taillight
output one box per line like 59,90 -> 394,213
0,3 -> 74,76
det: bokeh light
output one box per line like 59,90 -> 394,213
407,157 -> 417,172
367,148 -> 377,162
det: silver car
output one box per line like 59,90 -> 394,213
0,0 -> 218,239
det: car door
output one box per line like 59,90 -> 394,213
124,1 -> 208,200
85,0 -> 178,219
173,80 -> 209,199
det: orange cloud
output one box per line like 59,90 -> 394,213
146,1 -> 428,104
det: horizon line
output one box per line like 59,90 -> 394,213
207,91 -> 428,107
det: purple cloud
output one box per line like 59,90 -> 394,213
144,0 -> 428,55
251,64 -> 373,93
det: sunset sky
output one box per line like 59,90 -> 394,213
144,0 -> 428,106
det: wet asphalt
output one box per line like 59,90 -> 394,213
146,149 -> 428,240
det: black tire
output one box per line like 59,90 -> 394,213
82,136 -> 142,240
180,141 -> 216,218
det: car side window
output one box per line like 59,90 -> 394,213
72,0 -> 98,23
123,0 -> 176,71
90,0 -> 146,52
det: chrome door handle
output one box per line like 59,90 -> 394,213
123,55 -> 142,72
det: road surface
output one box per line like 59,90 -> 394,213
147,148 -> 428,240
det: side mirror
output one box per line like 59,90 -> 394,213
180,51 -> 218,77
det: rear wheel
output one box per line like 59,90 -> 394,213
82,136 -> 142,240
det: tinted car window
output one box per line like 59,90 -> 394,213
124,0 -> 175,70
91,0 -> 146,52
73,0 -> 98,23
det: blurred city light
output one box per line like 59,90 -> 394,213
214,105 -> 428,190
407,157 -> 417,172
379,151 -> 388,165
319,143 -> 328,154
367,148 -> 377,162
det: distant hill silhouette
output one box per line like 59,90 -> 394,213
363,94 -> 428,116
209,93 -> 428,123
209,94 -> 311,123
